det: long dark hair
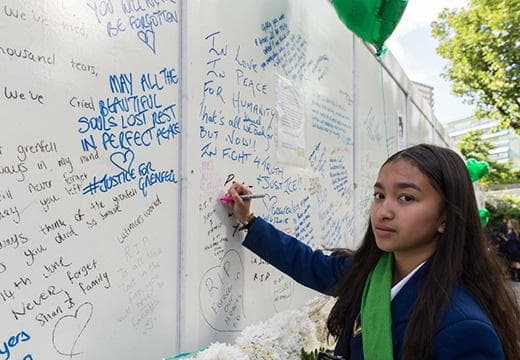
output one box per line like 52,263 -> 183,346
327,144 -> 520,359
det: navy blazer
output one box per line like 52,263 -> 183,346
243,217 -> 504,359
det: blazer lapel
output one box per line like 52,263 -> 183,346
391,263 -> 429,325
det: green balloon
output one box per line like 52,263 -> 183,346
466,158 -> 490,182
331,0 -> 409,49
479,208 -> 489,226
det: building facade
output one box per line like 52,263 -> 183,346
444,116 -> 520,169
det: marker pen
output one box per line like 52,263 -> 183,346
219,194 -> 266,202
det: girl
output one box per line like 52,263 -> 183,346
506,218 -> 519,250
505,218 -> 520,281
225,144 -> 520,359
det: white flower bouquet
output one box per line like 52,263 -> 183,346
171,295 -> 336,360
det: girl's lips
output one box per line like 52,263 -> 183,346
375,225 -> 396,232
374,226 -> 396,236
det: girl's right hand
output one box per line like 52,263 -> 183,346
226,182 -> 253,224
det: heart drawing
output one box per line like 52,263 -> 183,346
261,194 -> 278,213
52,302 -> 94,358
199,249 -> 245,332
110,150 -> 135,174
137,30 -> 157,54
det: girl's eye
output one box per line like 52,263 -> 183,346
399,194 -> 415,202
373,192 -> 384,200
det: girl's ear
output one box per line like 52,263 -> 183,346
438,217 -> 446,234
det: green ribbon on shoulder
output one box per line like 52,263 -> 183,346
361,252 -> 394,360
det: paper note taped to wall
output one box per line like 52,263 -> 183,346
276,76 -> 306,166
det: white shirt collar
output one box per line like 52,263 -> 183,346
390,261 -> 426,301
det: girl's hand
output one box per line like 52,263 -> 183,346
226,182 -> 253,223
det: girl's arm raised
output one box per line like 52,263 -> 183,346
243,216 -> 350,295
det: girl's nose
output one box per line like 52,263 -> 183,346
374,199 -> 395,221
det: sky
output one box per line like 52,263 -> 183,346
385,0 -> 475,124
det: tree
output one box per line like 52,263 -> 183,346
456,130 -> 520,186
486,196 -> 520,232
432,0 -> 520,132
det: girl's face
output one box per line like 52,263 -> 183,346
507,219 -> 514,229
370,160 -> 445,261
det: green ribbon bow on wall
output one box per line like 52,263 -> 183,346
330,0 -> 409,50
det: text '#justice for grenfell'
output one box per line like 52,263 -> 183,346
78,68 -> 179,197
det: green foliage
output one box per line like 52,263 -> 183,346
457,130 -> 493,161
457,130 -> 520,186
301,348 -> 319,360
486,196 -> 520,232
300,347 -> 334,360
432,0 -> 520,132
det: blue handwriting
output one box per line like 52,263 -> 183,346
311,95 -> 353,145
0,330 -> 30,360
308,142 -> 327,176
232,91 -> 276,121
87,0 -> 178,53
137,161 -> 178,197
222,147 -> 251,165
235,68 -> 268,98
83,158 -> 177,196
256,175 -> 297,195
234,45 -> 260,73
329,155 -> 349,199
294,196 -> 314,246
201,31 -> 227,106
253,155 -> 284,177
225,129 -> 256,150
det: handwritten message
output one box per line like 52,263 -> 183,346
85,0 -> 178,53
